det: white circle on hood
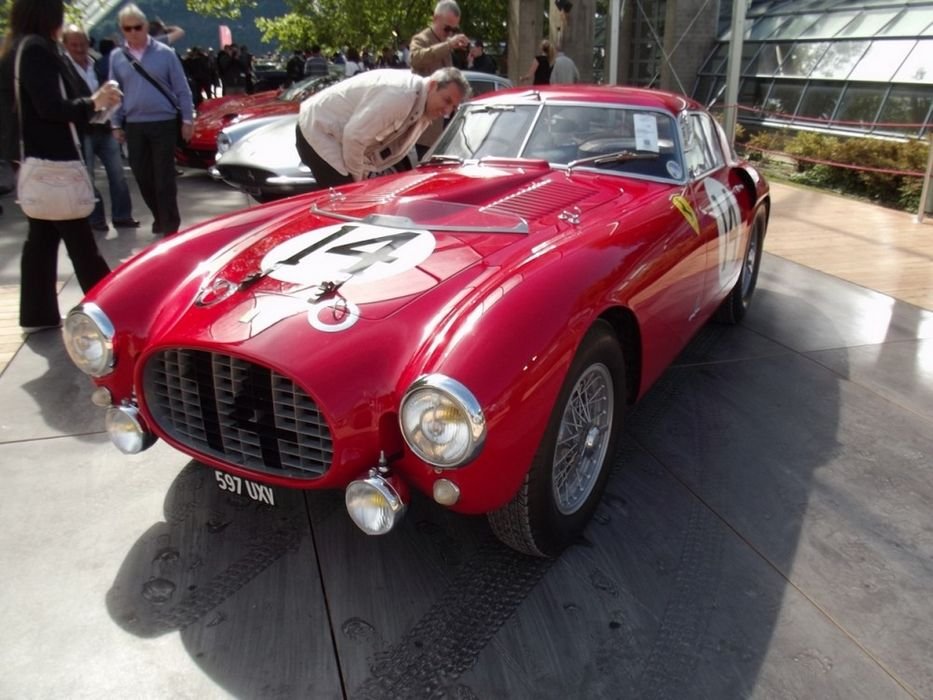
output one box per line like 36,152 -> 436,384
262,222 -> 436,286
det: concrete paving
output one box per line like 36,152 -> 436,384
0,171 -> 931,699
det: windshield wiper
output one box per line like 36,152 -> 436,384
424,154 -> 464,165
567,150 -> 660,172
467,104 -> 515,113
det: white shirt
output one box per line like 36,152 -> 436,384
298,69 -> 431,181
67,54 -> 99,92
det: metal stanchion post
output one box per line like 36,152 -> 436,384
916,133 -> 933,224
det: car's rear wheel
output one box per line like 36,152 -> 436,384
487,321 -> 625,557
715,206 -> 766,324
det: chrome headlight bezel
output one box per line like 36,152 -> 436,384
216,131 -> 232,155
399,374 -> 486,468
62,303 -> 115,377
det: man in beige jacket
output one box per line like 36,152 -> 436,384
410,0 -> 470,158
295,67 -> 470,188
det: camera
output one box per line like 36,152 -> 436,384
555,0 -> 572,12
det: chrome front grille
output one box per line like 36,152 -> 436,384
143,349 -> 332,479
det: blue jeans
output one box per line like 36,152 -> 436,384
84,127 -> 133,225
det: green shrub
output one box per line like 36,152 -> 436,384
741,127 -> 930,212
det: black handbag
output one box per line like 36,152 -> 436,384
121,50 -> 184,142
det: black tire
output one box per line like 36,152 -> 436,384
487,321 -> 625,557
715,206 -> 767,324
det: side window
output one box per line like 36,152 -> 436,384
683,113 -> 724,178
698,114 -> 726,168
469,80 -> 494,96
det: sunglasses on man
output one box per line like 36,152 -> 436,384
443,25 -> 460,34
122,24 -> 144,32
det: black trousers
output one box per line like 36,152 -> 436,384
126,119 -> 180,234
20,216 -> 110,327
295,124 -> 354,189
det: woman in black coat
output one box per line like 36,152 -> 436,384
0,0 -> 122,334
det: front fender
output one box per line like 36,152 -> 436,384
395,234 -> 626,513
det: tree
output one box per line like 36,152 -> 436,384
0,0 -> 509,56
186,0 -> 257,19
198,0 -> 509,55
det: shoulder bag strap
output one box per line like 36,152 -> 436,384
14,37 -> 86,164
13,39 -> 27,163
122,49 -> 180,112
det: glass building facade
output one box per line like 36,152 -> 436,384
694,0 -> 933,137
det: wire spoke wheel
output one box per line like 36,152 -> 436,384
487,321 -> 625,557
740,220 -> 760,299
552,363 -> 613,515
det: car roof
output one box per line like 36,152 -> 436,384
470,84 -> 699,114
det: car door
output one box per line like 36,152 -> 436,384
681,111 -> 745,314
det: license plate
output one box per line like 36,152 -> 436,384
214,470 -> 276,506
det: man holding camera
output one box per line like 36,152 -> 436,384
409,0 -> 469,158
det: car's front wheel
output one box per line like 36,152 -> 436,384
488,321 -> 625,557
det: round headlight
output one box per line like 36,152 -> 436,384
63,303 -> 114,376
399,374 -> 486,468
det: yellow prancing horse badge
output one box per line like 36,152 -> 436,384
671,194 -> 700,234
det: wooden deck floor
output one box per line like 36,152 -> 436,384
765,182 -> 933,311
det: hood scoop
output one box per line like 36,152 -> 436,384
335,172 -> 438,205
481,179 -> 599,220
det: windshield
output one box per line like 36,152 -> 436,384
280,75 -> 340,102
433,102 -> 685,181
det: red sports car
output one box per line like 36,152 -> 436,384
65,86 -> 769,557
176,74 -> 341,168
195,87 -> 282,117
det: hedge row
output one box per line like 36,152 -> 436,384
736,128 -> 929,212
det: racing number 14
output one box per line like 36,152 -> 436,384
280,224 -> 420,276
214,470 -> 276,506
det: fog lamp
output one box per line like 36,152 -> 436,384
106,405 -> 156,454
346,475 -> 407,535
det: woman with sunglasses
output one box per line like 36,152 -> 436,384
409,0 -> 471,158
0,0 -> 122,335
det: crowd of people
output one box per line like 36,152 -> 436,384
167,1 -> 579,100
0,0 -> 580,337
